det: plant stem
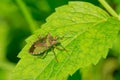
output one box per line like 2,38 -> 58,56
16,0 -> 37,33
99,0 -> 119,18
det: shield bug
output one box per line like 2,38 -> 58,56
29,33 -> 66,62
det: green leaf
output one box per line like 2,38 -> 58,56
12,1 -> 120,80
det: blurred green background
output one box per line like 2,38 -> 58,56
0,0 -> 120,80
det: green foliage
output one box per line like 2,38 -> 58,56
67,69 -> 82,80
12,1 -> 120,80
0,15 -> 15,80
114,0 -> 120,13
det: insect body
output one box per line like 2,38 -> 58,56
29,35 -> 47,56
29,33 -> 66,62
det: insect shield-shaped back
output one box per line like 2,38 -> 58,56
29,35 -> 47,56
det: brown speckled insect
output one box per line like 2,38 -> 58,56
29,33 -> 66,62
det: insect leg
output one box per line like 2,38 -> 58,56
41,51 -> 48,59
52,49 -> 58,62
54,45 -> 70,55
55,45 -> 67,52
55,36 -> 64,40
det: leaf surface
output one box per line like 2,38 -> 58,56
12,1 -> 120,80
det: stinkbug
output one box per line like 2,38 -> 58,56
29,33 -> 66,62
